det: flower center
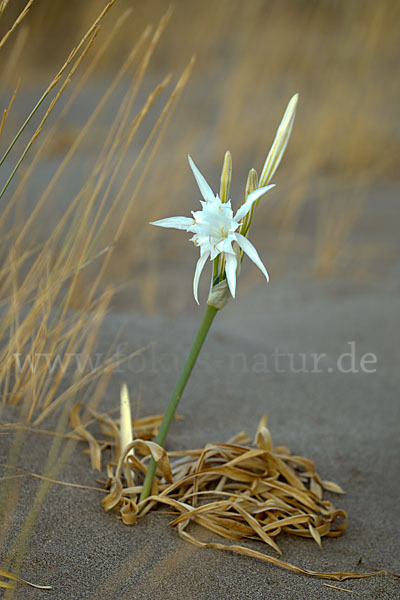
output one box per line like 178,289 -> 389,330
190,196 -> 239,252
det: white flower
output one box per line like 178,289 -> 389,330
151,156 -> 274,303
151,94 -> 299,305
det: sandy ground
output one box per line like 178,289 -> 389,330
1,258 -> 399,598
1,78 -> 399,600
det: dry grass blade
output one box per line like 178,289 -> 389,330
0,27 -> 99,201
0,0 -> 8,16
74,411 -> 387,581
0,462 -> 105,493
70,404 -> 102,471
323,583 -> 355,593
0,79 -> 19,138
176,525 -> 385,582
322,480 -> 346,494
0,0 -> 116,177
0,567 -> 51,590
0,0 -> 34,50
0,3 -> 179,585
0,1 -> 199,594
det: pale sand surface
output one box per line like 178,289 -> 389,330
1,267 -> 399,599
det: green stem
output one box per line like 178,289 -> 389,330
139,304 -> 218,504
213,255 -> 219,280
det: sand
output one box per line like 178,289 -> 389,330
1,264 -> 399,599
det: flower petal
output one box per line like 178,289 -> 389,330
217,236 -> 235,255
188,155 -> 215,203
225,253 -> 237,298
210,244 -> 220,260
234,233 -> 269,282
259,93 -> 298,187
150,216 -> 194,230
234,185 -> 275,222
193,250 -> 210,304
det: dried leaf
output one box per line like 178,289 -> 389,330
322,480 -> 346,494
74,410 -> 385,582
0,567 -> 51,590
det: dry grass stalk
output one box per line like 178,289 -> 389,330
0,0 -> 117,183
0,4 -> 193,590
0,0 -> 34,50
0,79 -> 19,138
0,566 -> 51,590
0,26 -> 99,202
0,0 -> 8,16
73,409 -> 385,582
0,3 -> 188,425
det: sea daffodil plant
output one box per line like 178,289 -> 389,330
139,94 -> 298,503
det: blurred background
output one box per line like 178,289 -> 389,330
0,0 -> 399,314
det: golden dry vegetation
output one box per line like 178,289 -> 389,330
1,1 -> 398,316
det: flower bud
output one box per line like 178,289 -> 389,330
219,150 -> 232,203
240,168 -> 259,237
259,93 -> 298,187
120,383 -> 134,482
245,168 -> 258,199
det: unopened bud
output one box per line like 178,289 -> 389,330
240,168 -> 259,237
259,93 -> 298,187
219,150 -> 232,203
120,383 -> 134,482
245,168 -> 258,199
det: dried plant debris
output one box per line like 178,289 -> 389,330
72,407 -> 386,581
0,567 -> 51,590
